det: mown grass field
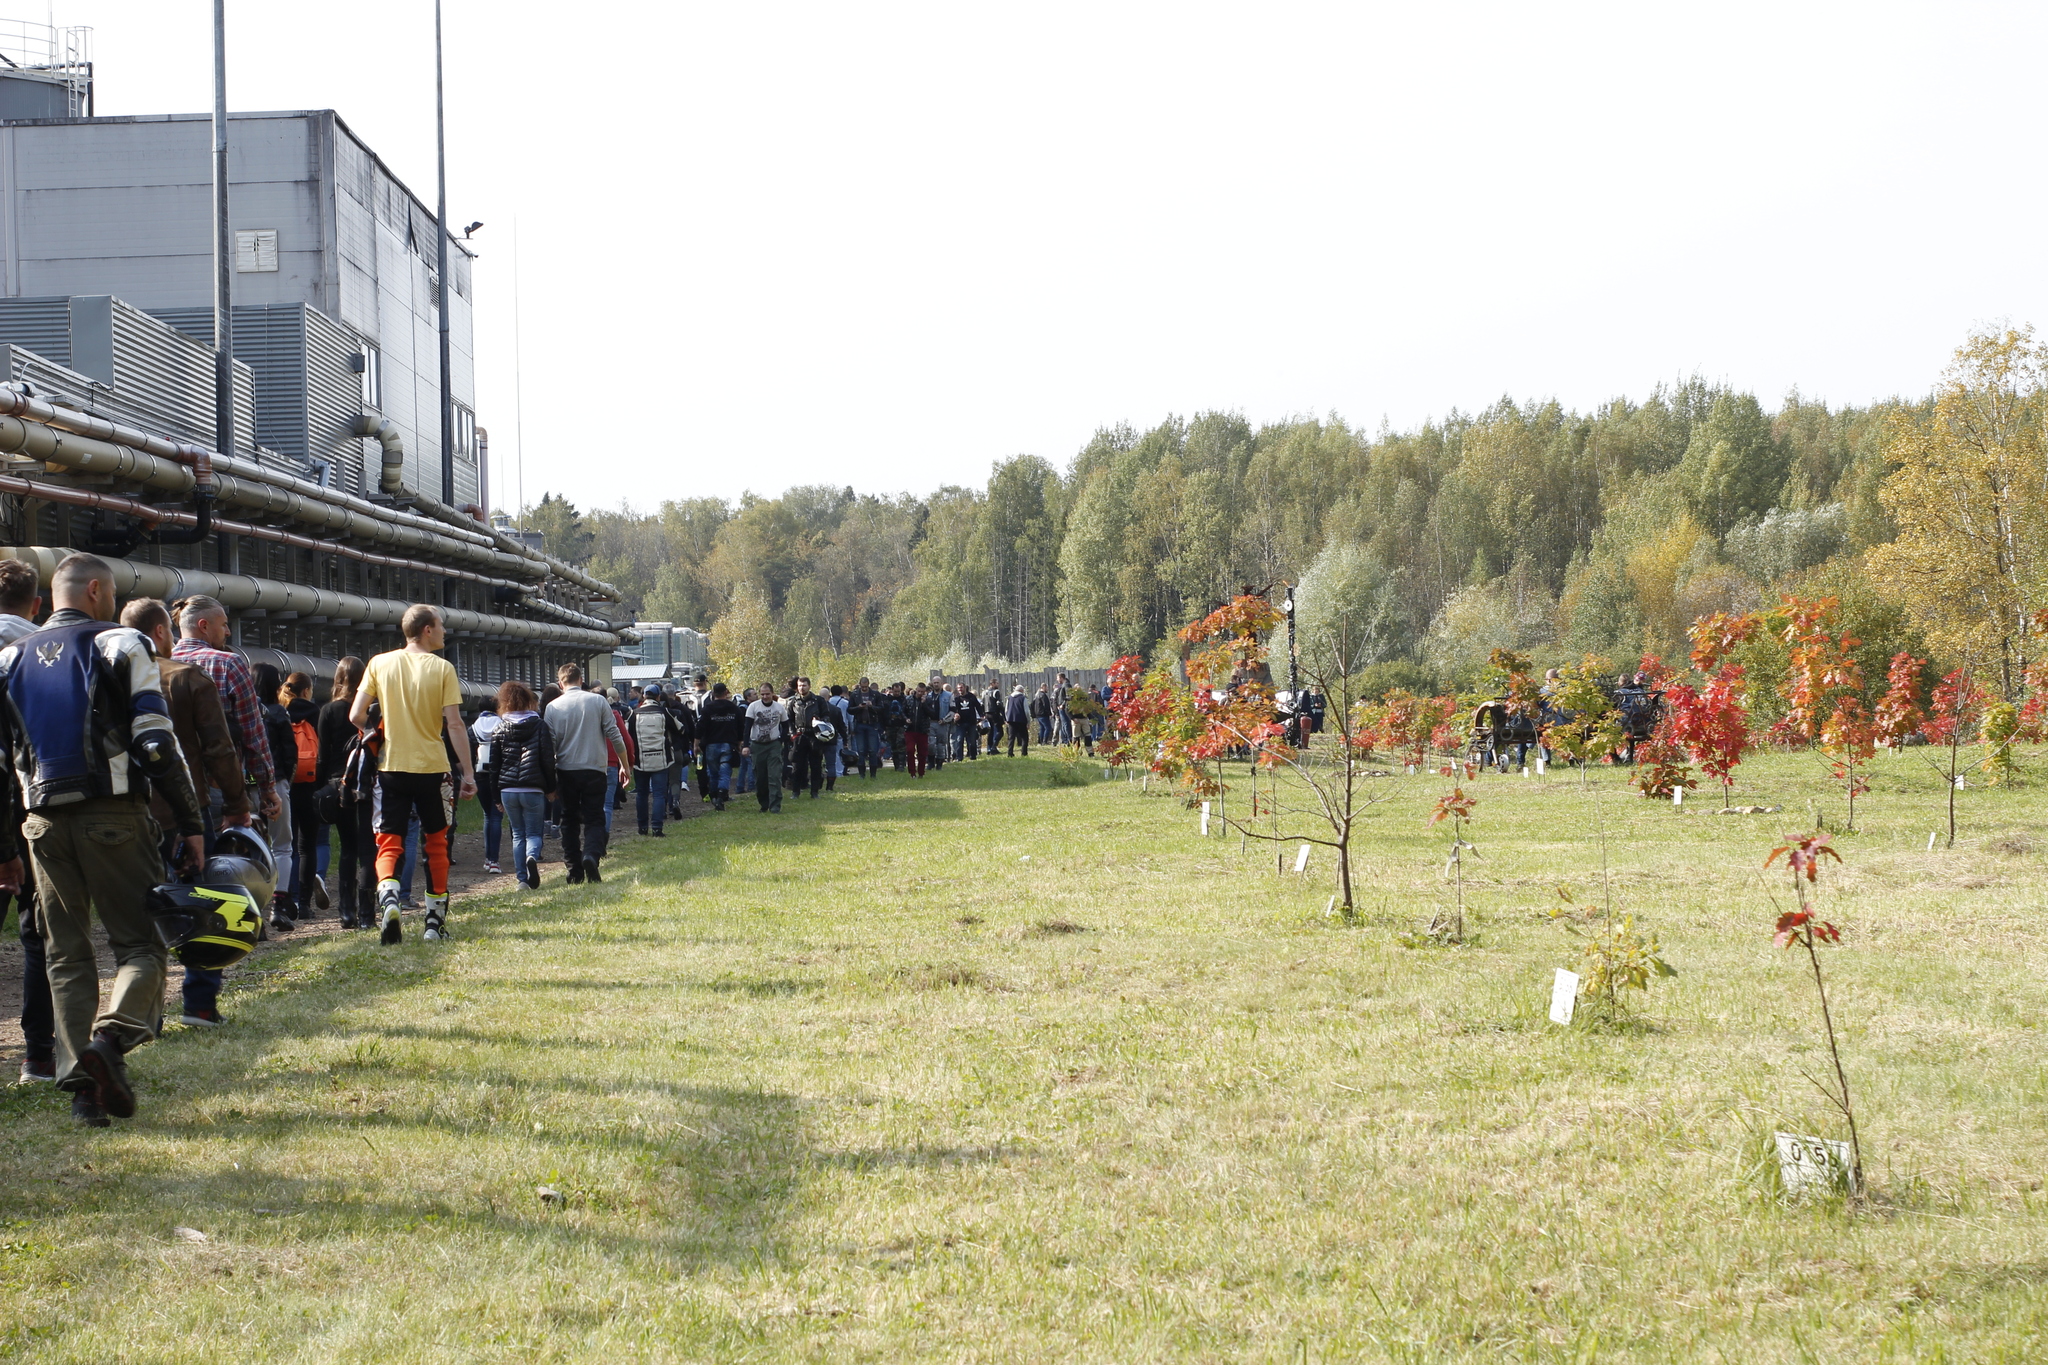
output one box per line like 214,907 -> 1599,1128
0,744 -> 2042,1362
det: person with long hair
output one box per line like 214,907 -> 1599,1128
483,679 -> 555,887
318,657 -> 372,928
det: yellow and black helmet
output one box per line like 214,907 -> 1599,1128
147,880 -> 262,970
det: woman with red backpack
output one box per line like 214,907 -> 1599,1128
281,671 -> 325,922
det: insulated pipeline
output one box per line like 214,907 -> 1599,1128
0,416 -> 543,580
0,546 -> 624,651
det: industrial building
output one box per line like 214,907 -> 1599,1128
0,23 -> 628,696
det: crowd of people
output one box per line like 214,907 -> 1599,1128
0,551 -> 1117,1128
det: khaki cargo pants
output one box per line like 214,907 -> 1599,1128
24,796 -> 169,1091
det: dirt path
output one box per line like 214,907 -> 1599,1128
0,793 -> 706,1068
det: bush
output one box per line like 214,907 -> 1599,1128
1356,660 -> 1437,701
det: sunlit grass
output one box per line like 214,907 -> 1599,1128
0,746 -> 2044,1360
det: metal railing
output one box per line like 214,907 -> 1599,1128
0,21 -> 91,116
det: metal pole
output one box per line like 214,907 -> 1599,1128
434,0 -> 456,506
1285,584 -> 1300,746
512,216 -> 525,518
211,0 -> 232,459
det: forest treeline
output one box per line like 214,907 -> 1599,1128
516,326 -> 2048,697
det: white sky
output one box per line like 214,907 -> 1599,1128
60,1 -> 2048,510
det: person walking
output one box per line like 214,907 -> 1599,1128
1052,672 -> 1073,744
1006,685 -> 1031,756
352,604 -> 476,941
697,682 -> 743,809
950,683 -> 980,760
847,678 -> 883,778
883,683 -> 908,772
0,553 -> 202,1126
172,597 -> 284,1023
541,664 -> 626,885
786,676 -> 830,799
631,687 -> 687,834
279,672 -> 327,917
0,561 -> 48,1080
483,680 -> 556,888
1032,684 -> 1053,744
743,682 -> 788,813
978,681 -> 1001,755
927,680 -> 952,772
679,672 -> 712,802
901,682 -> 932,777
248,664 -> 303,932
119,598 -> 249,1024
317,657 -> 374,928
471,696 -> 504,873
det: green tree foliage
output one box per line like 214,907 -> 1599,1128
517,347 -> 2033,685
518,493 -> 592,564
708,583 -> 793,688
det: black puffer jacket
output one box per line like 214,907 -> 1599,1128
486,711 -> 558,792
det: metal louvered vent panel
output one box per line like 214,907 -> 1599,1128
108,299 -> 258,457
303,305 -> 368,495
0,298 -> 74,366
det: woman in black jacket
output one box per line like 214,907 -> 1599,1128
318,657 -> 373,928
250,663 -> 302,930
484,679 -> 557,889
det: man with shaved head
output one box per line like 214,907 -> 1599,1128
0,553 -> 204,1126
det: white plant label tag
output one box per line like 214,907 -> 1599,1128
1549,969 -> 1579,1025
1928,831 -> 1937,851
1294,844 -> 1311,873
1522,766 -> 1531,778
1955,776 -> 1966,790
1405,764 -> 1415,775
1673,787 -> 1684,806
1773,1131 -> 1856,1196
1200,801 -> 1210,836
1324,895 -> 1336,919
1536,757 -> 1546,775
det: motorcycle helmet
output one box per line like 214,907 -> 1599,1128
208,824 -> 278,912
813,720 -> 837,744
147,880 -> 262,970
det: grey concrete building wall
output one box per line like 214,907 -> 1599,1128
0,110 -> 478,504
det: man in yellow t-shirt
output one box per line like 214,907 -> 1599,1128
350,604 -> 475,944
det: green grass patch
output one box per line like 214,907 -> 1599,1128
0,748 -> 2046,1360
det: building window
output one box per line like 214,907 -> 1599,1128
455,403 -> 477,460
234,229 -> 279,273
355,342 -> 381,408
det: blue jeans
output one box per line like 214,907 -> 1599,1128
703,742 -> 733,797
482,798 -> 503,864
1037,715 -> 1052,743
503,791 -> 546,881
604,764 -> 620,832
852,724 -> 881,776
733,750 -> 753,793
635,771 -> 669,832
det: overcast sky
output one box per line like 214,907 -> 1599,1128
62,1 -> 2048,511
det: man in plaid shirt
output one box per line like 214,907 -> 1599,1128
169,597 -> 279,816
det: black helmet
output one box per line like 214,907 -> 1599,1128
147,880 -> 262,970
207,825 -> 276,911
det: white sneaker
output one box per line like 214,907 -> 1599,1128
311,874 -> 330,910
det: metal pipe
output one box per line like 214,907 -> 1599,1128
0,414 -> 541,579
0,546 -> 623,651
356,411 -> 408,496
434,0 -> 455,507
211,0 -> 232,461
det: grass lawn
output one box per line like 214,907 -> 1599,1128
0,745 -> 2044,1361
